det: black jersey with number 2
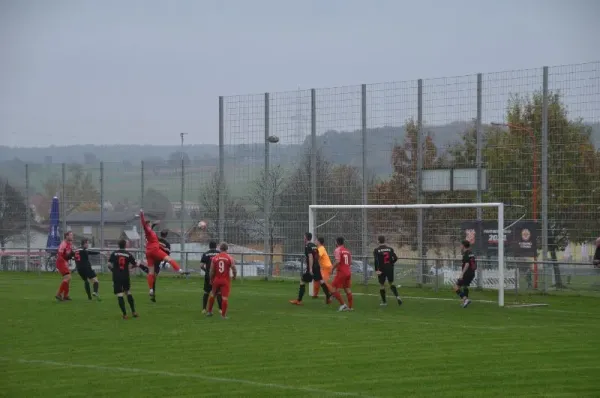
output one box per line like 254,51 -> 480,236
373,245 -> 398,271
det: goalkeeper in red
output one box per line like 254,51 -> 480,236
139,210 -> 186,298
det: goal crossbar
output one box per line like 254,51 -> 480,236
308,202 -> 505,307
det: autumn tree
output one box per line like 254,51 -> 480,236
199,172 -> 251,244
484,92 -> 600,286
249,165 -> 286,263
0,179 -> 29,270
39,164 -> 100,221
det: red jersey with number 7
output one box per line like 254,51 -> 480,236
334,246 -> 352,274
211,253 -> 234,281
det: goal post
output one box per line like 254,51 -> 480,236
308,203 -> 506,307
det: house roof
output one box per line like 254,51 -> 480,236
66,211 -> 143,224
123,228 -> 141,240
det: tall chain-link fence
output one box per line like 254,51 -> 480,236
1,62 -> 599,296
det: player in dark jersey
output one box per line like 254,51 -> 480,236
74,238 -> 101,301
373,235 -> 402,306
201,241 -> 223,313
139,228 -> 170,302
108,239 -> 141,319
290,232 -> 331,305
454,239 -> 476,308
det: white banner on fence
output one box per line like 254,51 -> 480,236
442,269 -> 518,290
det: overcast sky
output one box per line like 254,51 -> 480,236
1,0 -> 599,147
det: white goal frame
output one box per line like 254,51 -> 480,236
308,203 -> 506,307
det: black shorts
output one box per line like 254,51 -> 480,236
77,266 -> 96,281
312,265 -> 323,282
377,266 -> 394,285
301,272 -> 313,283
153,262 -> 162,275
113,276 -> 131,295
457,271 -> 475,287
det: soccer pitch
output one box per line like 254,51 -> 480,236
1,273 -> 599,397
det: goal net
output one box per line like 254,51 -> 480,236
308,203 -> 507,307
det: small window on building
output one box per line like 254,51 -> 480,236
83,226 -> 92,235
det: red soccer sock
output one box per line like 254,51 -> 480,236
347,292 -> 353,309
333,291 -> 344,305
62,280 -> 70,297
168,259 -> 181,272
221,300 -> 229,317
207,295 -> 215,312
147,274 -> 155,290
313,281 -> 320,296
57,281 -> 65,297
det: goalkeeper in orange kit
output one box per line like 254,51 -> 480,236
312,237 -> 333,302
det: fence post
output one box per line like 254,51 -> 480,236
140,161 -> 145,256
61,163 -> 67,235
416,79 -> 424,285
541,66 -> 549,292
361,84 -> 368,285
180,141 -> 186,271
264,92 -> 270,280
476,73 -> 484,289
218,96 -> 225,242
25,164 -> 31,271
100,162 -> 105,250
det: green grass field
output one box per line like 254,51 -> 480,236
1,273 -> 599,397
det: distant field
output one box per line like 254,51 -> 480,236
1,273 -> 599,397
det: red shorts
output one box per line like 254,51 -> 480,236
146,247 -> 168,266
332,272 -> 351,289
57,265 -> 70,276
211,279 -> 231,297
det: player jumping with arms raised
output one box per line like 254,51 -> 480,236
206,242 -> 237,319
55,231 -> 74,301
454,239 -> 476,308
108,239 -> 141,319
373,235 -> 402,306
290,232 -> 331,305
139,227 -> 170,302
330,237 -> 353,312
73,238 -> 101,301
201,241 -> 222,313
139,210 -> 186,300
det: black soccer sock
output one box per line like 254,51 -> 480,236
320,283 -> 331,298
463,288 -> 469,298
217,294 -> 223,310
117,296 -> 127,315
298,284 -> 306,301
152,278 -> 156,292
127,294 -> 136,313
93,281 -> 99,294
84,281 -> 92,299
390,285 -> 400,298
457,288 -> 465,298
202,292 -> 209,310
379,288 -> 386,303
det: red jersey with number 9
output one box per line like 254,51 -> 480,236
334,246 -> 352,274
211,253 -> 234,281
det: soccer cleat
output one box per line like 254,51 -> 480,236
178,269 -> 190,275
122,315 -> 129,320
63,296 -> 72,301
221,315 -> 228,320
338,304 -> 348,312
380,302 -> 388,307
311,295 -> 319,299
205,312 -> 213,317
462,299 -> 472,308
397,297 -> 403,306
326,296 -> 333,304
289,299 -> 303,306
55,295 -> 63,302
202,309 -> 207,314
150,295 -> 156,303
132,312 -> 139,318
93,293 -> 101,302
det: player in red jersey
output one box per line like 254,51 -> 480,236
55,231 -> 74,301
139,210 -> 186,299
206,242 -> 237,319
330,236 -> 354,312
